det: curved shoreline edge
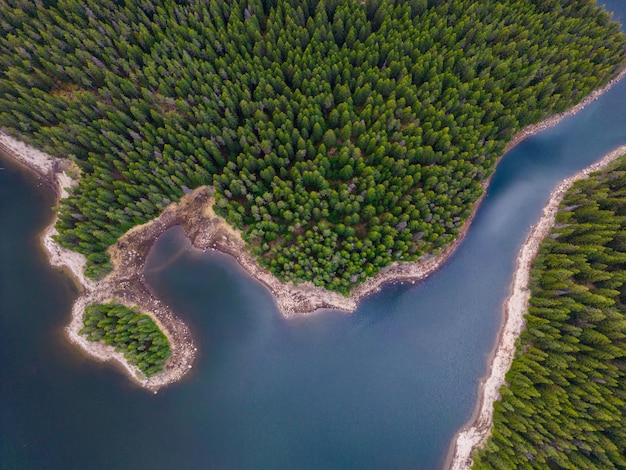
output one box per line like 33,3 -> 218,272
446,143 -> 626,469
1,68 -> 625,393
0,134 -> 197,392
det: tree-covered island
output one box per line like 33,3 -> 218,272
1,0 -> 625,294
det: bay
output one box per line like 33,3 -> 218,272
1,2 -> 626,468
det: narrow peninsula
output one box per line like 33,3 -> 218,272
2,0 -> 626,392
449,144 -> 626,470
472,148 -> 626,469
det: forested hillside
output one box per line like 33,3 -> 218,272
474,156 -> 626,469
1,0 -> 624,290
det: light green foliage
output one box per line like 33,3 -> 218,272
474,156 -> 626,469
0,0 -> 624,291
80,302 -> 171,377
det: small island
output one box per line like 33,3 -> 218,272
1,0 -> 626,394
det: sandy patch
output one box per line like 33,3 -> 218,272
0,132 -> 55,176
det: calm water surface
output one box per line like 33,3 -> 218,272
1,3 -> 626,468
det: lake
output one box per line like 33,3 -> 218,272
1,2 -> 625,468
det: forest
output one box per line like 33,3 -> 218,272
473,156 -> 626,469
0,0 -> 625,291
80,302 -> 171,377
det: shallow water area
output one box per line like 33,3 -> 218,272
2,1 -> 626,468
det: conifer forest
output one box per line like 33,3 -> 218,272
1,0 -> 624,292
80,302 -> 171,377
475,156 -> 626,469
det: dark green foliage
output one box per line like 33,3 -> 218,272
1,0 -> 625,291
474,156 -> 626,469
80,302 -> 171,377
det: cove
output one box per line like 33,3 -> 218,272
1,2 -> 626,469
141,82 -> 626,469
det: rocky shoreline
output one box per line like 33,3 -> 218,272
446,144 -> 626,469
0,131 -> 196,392
443,66 -> 626,469
1,66 -> 624,396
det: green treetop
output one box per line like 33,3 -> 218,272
0,0 -> 625,291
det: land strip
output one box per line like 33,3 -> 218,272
447,143 -> 626,470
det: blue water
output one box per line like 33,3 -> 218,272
1,2 -> 625,469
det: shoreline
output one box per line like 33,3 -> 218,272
1,66 -> 624,391
265,65 -> 626,315
0,131 -> 197,392
503,67 -> 626,154
446,143 -> 626,470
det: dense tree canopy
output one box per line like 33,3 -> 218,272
0,0 -> 624,290
80,302 -> 171,377
474,156 -> 626,469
